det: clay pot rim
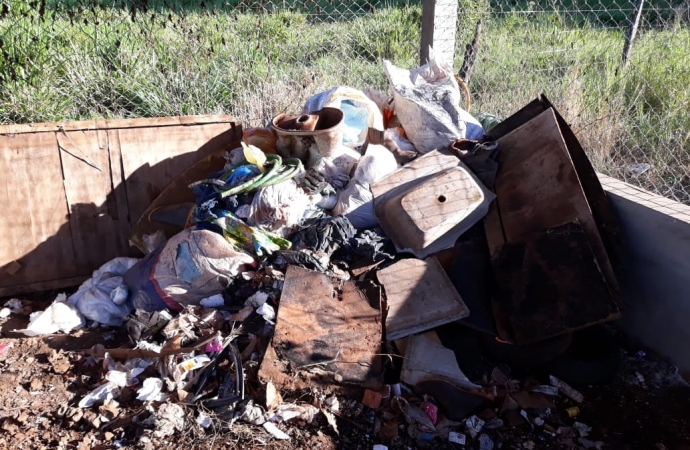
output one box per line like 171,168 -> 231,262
271,107 -> 344,136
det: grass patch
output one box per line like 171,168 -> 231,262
0,0 -> 688,202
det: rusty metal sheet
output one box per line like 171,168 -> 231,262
492,221 -> 619,344
377,257 -> 470,341
269,265 -> 383,385
486,108 -> 620,343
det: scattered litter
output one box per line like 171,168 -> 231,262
79,382 -> 121,408
574,422 -> 592,437
153,403 -> 186,438
196,412 -> 211,428
200,294 -> 225,308
625,162 -> 651,177
549,375 -> 584,403
256,303 -> 275,322
384,55 -> 483,154
263,421 -> 290,440
532,385 -> 559,396
564,406 -> 581,418
479,433 -> 495,450
373,445 -> 388,450
14,293 -> 85,337
136,378 -> 167,402
448,431 -> 467,445
420,402 -> 438,425
362,389 -> 383,409
465,415 -> 485,439
0,308 -> 10,318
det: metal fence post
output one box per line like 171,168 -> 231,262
420,0 -> 458,66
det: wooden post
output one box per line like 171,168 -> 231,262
622,0 -> 645,67
420,0 -> 458,66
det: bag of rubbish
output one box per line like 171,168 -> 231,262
124,228 -> 256,312
247,179 -> 316,237
68,257 -> 140,326
333,144 -> 398,229
13,293 -> 85,336
303,87 -> 385,148
384,55 -> 484,154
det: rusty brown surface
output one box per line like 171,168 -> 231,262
486,108 -> 619,344
266,265 -> 383,386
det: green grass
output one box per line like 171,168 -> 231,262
0,0 -> 688,202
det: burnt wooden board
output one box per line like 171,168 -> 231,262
268,265 -> 382,385
487,108 -> 619,343
377,257 -> 470,340
0,115 -> 241,296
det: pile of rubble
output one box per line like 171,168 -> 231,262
1,55 -> 640,449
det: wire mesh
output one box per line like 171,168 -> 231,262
0,0 -> 688,202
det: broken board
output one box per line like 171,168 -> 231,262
265,266 -> 382,386
377,257 -> 470,340
486,108 -> 619,343
0,115 -> 241,296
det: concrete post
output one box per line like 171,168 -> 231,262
420,0 -> 458,66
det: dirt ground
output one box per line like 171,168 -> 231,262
1,293 -> 689,450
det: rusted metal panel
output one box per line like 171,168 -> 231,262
492,221 -> 619,344
268,265 -> 383,385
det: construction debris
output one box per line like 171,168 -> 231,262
0,56 -> 644,449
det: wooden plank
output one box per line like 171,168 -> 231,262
106,129 -> 134,255
58,129 -> 127,272
0,132 -> 78,288
119,123 -> 241,229
0,115 -> 239,135
268,266 -> 382,385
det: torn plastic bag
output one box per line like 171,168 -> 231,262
291,216 -> 357,258
303,87 -> 384,148
384,56 -> 483,153
68,257 -> 140,326
13,293 -> 85,336
247,179 -> 315,237
332,144 -> 398,229
124,228 -> 256,312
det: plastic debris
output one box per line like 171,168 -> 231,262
200,294 -> 225,308
14,293 -> 85,337
79,381 -> 121,408
68,257 -> 139,326
153,403 -> 186,438
384,55 -> 483,154
0,308 -> 10,318
532,385 -> 559,396
0,341 -> 14,356
177,355 -> 211,376
324,396 -> 340,412
373,445 -> 389,450
549,375 -> 584,403
449,431 -> 467,445
263,421 -> 290,440
479,433 -> 495,450
136,378 -> 167,402
322,407 -> 339,435
245,291 -> 269,308
420,402 -> 438,425
465,415 -> 485,439
574,422 -> 592,437
196,412 -> 212,428
270,403 -> 320,424
256,303 -> 276,322
5,299 -> 32,315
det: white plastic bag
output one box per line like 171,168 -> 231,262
332,144 -> 398,229
303,87 -> 384,148
13,293 -> 85,336
384,56 -> 483,154
68,257 -> 140,326
248,180 -> 314,237
124,228 -> 256,311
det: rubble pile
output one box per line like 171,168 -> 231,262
2,55 -> 680,450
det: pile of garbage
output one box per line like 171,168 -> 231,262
6,55 -> 627,448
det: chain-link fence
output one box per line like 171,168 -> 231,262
1,0 -> 688,202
